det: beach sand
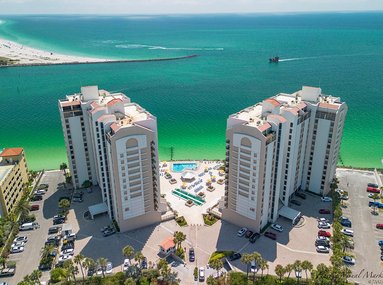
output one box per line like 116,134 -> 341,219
0,37 -> 111,66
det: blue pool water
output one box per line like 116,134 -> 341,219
172,163 -> 198,172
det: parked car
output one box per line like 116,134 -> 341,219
341,229 -> 354,236
237,227 -> 248,237
295,192 -> 306,199
245,230 -> 254,238
376,224 -> 383,230
250,260 -> 257,273
31,195 -> 43,201
342,256 -> 355,265
13,236 -> 27,243
271,224 -> 283,232
58,254 -> 73,262
189,248 -> 195,262
228,252 -> 242,261
367,187 -> 380,193
61,242 -> 74,251
12,241 -> 25,247
123,259 -> 131,271
105,262 -> 113,274
38,183 -> 49,190
53,218 -> 65,225
199,267 -> 205,281
340,195 -> 349,200
318,218 -> 330,223
141,259 -> 148,269
249,233 -> 261,243
48,226 -> 61,234
34,189 -> 46,195
340,217 -> 352,227
321,196 -> 332,202
0,268 -> 16,277
290,200 -> 301,206
368,183 -> 379,188
378,240 -> 383,246
316,246 -> 330,253
103,228 -> 116,237
264,231 -> 277,240
319,209 -> 331,214
64,233 -> 76,242
368,193 -> 380,198
87,268 -> 95,276
60,248 -> 74,255
315,240 -> 330,247
318,222 -> 331,229
10,246 -> 24,253
72,197 -> 83,203
316,236 -> 330,242
318,230 -> 331,237
30,204 -> 39,211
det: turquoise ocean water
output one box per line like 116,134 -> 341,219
0,13 -> 382,170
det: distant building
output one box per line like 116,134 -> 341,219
58,86 -> 163,232
159,237 -> 176,256
222,86 -> 347,232
0,148 -> 29,217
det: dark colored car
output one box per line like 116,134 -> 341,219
37,183 -> 49,190
87,268 -> 95,276
340,219 -> 352,227
249,233 -> 261,243
319,209 -> 331,214
31,195 -> 43,201
53,218 -> 65,225
189,248 -> 195,262
30,204 -> 39,211
315,240 -> 330,247
141,259 -> 148,269
290,200 -> 301,206
245,230 -> 254,239
368,183 -> 379,188
39,262 -> 52,271
264,232 -> 277,240
48,226 -> 61,234
61,242 -> 74,251
295,192 -> 307,199
228,252 -> 242,261
103,228 -> 116,237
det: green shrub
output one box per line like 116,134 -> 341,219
203,214 -> 218,226
176,247 -> 185,259
176,216 -> 187,227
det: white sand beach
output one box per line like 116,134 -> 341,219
0,37 -> 112,66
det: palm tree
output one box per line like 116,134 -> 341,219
97,257 -> 108,278
84,257 -> 96,275
301,260 -> 313,283
122,245 -> 135,263
29,269 -> 42,283
15,199 -> 30,220
63,260 -> 78,283
74,254 -> 85,281
157,258 -> 170,280
58,198 -> 70,209
134,251 -> 145,266
259,258 -> 268,277
60,162 -> 68,176
41,244 -> 56,258
275,264 -> 285,283
0,257 -> 5,269
251,252 -> 262,284
240,253 -> 253,280
284,263 -> 294,278
210,259 -> 223,277
173,231 -> 186,249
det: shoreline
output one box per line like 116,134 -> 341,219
0,37 -> 197,67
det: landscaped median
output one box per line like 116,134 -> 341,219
208,250 -> 234,264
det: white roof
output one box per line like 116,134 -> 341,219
279,206 -> 301,222
89,203 -> 108,218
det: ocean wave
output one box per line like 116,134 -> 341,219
115,43 -> 223,51
0,20 -> 5,25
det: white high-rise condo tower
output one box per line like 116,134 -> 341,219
222,86 -> 347,232
59,86 -> 162,232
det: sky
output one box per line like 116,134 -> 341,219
0,0 -> 383,15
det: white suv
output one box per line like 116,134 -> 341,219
237,227 -> 248,237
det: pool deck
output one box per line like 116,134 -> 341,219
160,160 -> 225,225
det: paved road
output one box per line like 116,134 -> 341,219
3,170 -> 65,284
337,169 -> 383,285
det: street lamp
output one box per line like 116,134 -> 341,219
295,268 -> 302,284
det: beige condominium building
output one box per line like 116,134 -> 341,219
59,86 -> 163,232
222,86 -> 347,232
0,148 -> 29,217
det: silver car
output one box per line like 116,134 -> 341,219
316,246 -> 330,253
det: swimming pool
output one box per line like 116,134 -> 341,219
172,162 -> 198,172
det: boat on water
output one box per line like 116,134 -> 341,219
269,56 -> 279,63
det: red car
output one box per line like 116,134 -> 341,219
318,230 -> 331,237
376,224 -> 383,229
264,231 -> 277,240
30,204 -> 39,211
367,187 -> 380,193
319,209 -> 331,214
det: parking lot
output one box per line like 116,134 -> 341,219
337,168 -> 383,284
4,170 -> 65,284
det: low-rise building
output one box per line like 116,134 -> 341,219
0,148 -> 29,217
